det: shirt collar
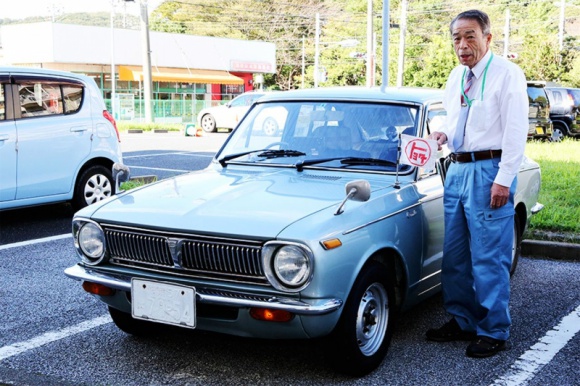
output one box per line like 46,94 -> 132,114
467,50 -> 492,80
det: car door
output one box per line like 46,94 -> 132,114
13,75 -> 92,200
414,103 -> 447,296
0,76 -> 17,202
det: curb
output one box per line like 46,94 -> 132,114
522,239 -> 580,261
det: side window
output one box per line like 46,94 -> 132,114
63,85 -> 83,114
420,105 -> 447,179
0,84 -> 4,121
19,82 -> 63,118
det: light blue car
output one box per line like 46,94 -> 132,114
0,66 -> 124,211
65,87 -> 543,376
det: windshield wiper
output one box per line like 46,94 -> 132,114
295,157 -> 397,171
218,149 -> 306,167
257,149 -> 306,159
340,157 -> 397,167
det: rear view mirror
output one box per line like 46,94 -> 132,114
335,179 -> 371,215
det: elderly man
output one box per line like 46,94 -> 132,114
427,9 -> 528,358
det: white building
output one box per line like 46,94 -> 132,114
0,22 -> 276,121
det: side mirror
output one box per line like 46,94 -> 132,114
112,163 -> 130,193
335,179 -> 371,215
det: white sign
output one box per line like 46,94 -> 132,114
399,134 -> 438,170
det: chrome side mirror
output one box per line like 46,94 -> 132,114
112,163 -> 130,193
335,179 -> 371,215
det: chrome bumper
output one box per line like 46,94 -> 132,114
64,264 -> 342,316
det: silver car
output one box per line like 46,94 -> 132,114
65,87 -> 542,376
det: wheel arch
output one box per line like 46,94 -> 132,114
75,157 -> 115,188
366,247 -> 408,310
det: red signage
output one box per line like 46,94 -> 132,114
230,61 -> 273,72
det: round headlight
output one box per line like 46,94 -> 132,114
78,222 -> 106,264
274,245 -> 311,287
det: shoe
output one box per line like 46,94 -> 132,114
466,336 -> 509,358
426,318 -> 476,342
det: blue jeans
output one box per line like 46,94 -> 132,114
442,158 -> 516,341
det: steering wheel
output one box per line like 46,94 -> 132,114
265,141 -> 290,150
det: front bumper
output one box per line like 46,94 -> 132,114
64,264 -> 342,316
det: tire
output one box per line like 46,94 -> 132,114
262,117 -> 279,136
72,165 -> 114,211
200,114 -> 217,133
109,306 -> 158,336
510,214 -> 522,276
328,261 -> 396,377
551,124 -> 566,142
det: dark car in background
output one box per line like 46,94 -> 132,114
545,86 -> 580,140
527,81 -> 553,141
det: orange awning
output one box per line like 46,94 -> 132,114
118,66 -> 244,85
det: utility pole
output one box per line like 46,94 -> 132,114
302,36 -> 305,89
396,0 -> 407,87
110,0 -> 117,120
503,8 -> 510,58
558,0 -> 565,50
381,0 -> 390,90
139,0 -> 153,123
366,0 -> 374,87
314,13 -> 320,88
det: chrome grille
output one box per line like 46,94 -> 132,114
106,229 -> 173,267
103,225 -> 267,284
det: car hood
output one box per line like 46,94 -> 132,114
87,166 -> 397,238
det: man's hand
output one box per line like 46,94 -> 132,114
428,131 -> 448,151
490,183 -> 509,209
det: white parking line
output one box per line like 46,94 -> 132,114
490,303 -> 580,386
125,165 -> 191,173
0,234 -> 71,251
0,315 -> 111,361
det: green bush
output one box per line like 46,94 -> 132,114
117,122 -> 183,132
524,138 -> 580,243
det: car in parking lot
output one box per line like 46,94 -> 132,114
65,87 -> 543,376
196,91 -> 280,134
527,81 -> 553,140
0,66 -> 124,211
545,86 -> 580,140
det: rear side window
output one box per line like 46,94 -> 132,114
0,84 -> 4,121
63,85 -> 83,114
18,80 -> 84,118
527,86 -> 549,108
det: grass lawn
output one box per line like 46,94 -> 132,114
524,138 -> 580,243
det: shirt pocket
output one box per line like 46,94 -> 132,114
468,98 -> 499,131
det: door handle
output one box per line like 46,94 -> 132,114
70,126 -> 89,132
407,209 -> 417,218
0,134 -> 9,141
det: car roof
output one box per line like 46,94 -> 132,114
256,86 -> 444,105
0,65 -> 90,82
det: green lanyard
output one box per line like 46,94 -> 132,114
461,53 -> 494,107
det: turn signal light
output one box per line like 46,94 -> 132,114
82,281 -> 115,296
250,308 -> 294,322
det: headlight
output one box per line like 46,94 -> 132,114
263,242 -> 313,292
73,219 -> 106,265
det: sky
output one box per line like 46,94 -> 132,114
2,0 -> 164,20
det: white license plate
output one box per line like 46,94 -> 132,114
132,279 -> 196,328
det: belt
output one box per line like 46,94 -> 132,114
449,150 -> 502,163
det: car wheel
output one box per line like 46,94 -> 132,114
72,165 -> 114,211
551,124 -> 566,142
200,114 -> 217,133
510,214 -> 522,276
262,117 -> 279,136
327,261 -> 396,376
108,306 -> 158,336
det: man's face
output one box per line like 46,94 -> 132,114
451,18 -> 491,68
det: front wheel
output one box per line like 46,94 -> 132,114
72,165 -> 114,211
200,114 -> 217,133
109,306 -> 158,336
328,261 -> 396,377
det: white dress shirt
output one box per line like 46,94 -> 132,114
442,50 -> 529,187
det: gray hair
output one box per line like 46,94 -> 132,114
450,9 -> 491,36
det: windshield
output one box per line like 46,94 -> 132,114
217,100 -> 420,172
